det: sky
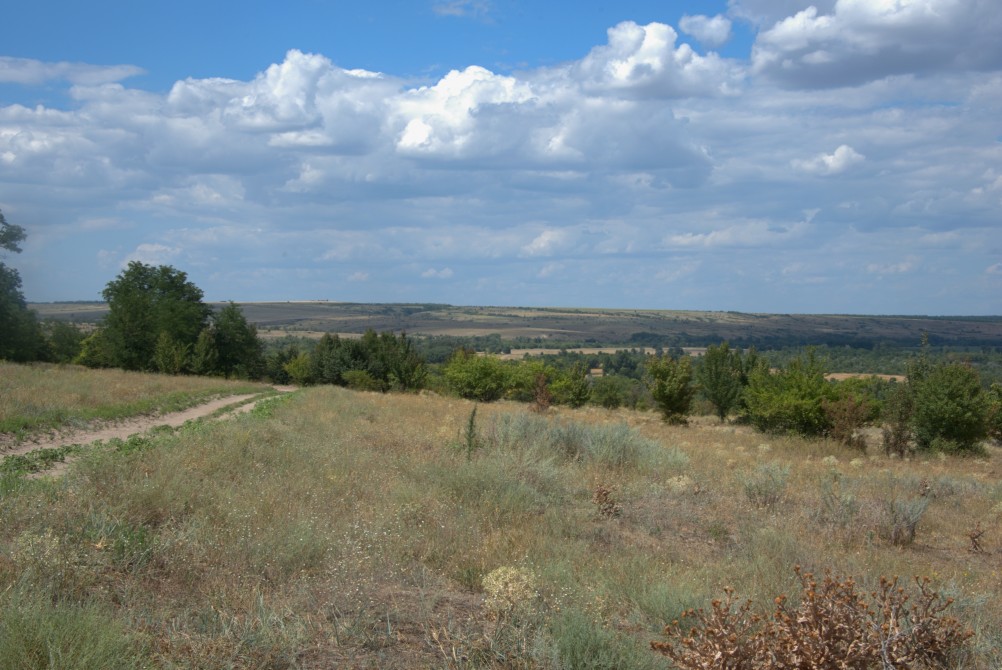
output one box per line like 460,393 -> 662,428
1,0 -> 1001,315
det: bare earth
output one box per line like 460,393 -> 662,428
1,392 -> 292,478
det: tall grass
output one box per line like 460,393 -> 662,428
0,380 -> 998,667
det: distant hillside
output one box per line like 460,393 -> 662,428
30,301 -> 1002,348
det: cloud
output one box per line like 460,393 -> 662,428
573,21 -> 743,98
0,57 -> 144,86
986,263 -> 1002,276
751,0 -> 1002,88
679,14 -> 733,48
123,243 -> 181,267
867,256 -> 919,275
2,10 -> 1001,313
792,145 -> 865,175
664,220 -> 809,249
421,267 -> 454,278
432,0 -> 491,18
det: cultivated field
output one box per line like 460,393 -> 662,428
1,364 -> 1000,667
30,302 -> 1002,348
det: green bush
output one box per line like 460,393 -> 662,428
912,363 -> 988,452
443,350 -> 512,402
741,350 -> 836,436
646,354 -> 695,425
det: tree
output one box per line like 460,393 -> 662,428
98,262 -> 211,371
696,342 -> 743,422
551,363 -> 592,408
211,302 -> 264,378
43,320 -> 85,363
0,209 -> 45,362
741,349 -> 837,436
646,353 -> 695,425
443,350 -> 512,402
911,363 -> 988,452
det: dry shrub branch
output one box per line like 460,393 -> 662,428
652,566 -> 972,669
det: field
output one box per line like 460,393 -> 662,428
0,362 -> 272,438
30,301 -> 1002,348
1,364 -> 1000,668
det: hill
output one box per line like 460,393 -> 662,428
30,301 -> 1002,348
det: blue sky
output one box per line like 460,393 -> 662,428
2,0 -> 1001,314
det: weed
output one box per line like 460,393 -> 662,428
741,462 -> 790,508
592,484 -> 622,519
652,567 -> 973,669
880,495 -> 930,546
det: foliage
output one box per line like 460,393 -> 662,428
443,349 -> 512,401
646,353 -> 695,425
206,302 -> 265,378
42,320 -> 85,363
882,382 -> 914,456
152,331 -> 191,375
741,349 -> 837,436
697,342 -> 744,421
305,329 -> 425,391
0,210 -> 46,363
987,383 -> 1002,443
282,352 -> 313,386
591,374 -> 645,410
98,262 -> 212,371
911,362 -> 988,452
652,567 -> 973,669
550,362 -> 592,408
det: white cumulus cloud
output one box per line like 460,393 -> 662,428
792,145 -> 865,176
679,14 -> 733,48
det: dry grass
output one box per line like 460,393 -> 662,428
1,375 -> 1000,667
0,362 -> 271,437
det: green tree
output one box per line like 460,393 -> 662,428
43,320 -> 85,363
212,302 -> 264,378
646,353 -> 695,425
443,350 -> 511,402
98,262 -> 211,371
742,349 -> 837,436
0,210 -> 45,362
987,383 -> 1002,444
911,363 -> 988,452
697,342 -> 743,422
152,331 -> 191,375
190,327 -> 220,376
551,362 -> 592,408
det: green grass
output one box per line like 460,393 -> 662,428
0,375 -> 999,667
0,361 -> 271,437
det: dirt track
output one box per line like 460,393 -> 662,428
1,392 -> 284,470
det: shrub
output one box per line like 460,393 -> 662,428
551,363 -> 592,408
912,363 -> 988,452
652,567 -> 973,669
646,354 -> 695,425
988,383 -> 1002,443
696,342 -> 743,422
443,350 -> 512,402
882,382 -> 914,457
741,462 -> 790,508
741,350 -> 836,436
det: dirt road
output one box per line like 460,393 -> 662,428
1,392 -> 282,464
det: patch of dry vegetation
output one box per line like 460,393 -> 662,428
1,379 -> 1000,668
0,361 -> 271,438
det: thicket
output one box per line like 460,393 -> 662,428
278,330 -> 427,392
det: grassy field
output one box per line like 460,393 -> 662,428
0,362 -> 272,438
30,301 -> 1002,348
0,365 -> 999,668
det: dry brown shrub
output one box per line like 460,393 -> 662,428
652,566 -> 973,669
